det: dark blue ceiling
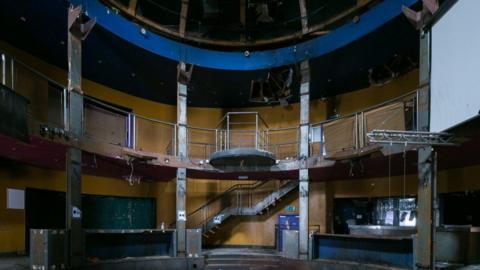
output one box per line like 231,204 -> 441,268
0,0 -> 419,108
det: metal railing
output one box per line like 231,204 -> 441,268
1,50 -> 419,162
309,89 -> 419,157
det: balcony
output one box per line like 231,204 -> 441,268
0,51 -> 421,177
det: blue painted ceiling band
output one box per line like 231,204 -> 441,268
73,0 -> 417,71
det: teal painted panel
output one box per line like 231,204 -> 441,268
83,195 -> 156,229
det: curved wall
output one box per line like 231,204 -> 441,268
1,40 -> 480,249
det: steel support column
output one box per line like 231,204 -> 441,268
415,29 -> 437,270
176,0 -> 189,256
299,60 -> 310,259
66,6 -> 95,269
176,62 -> 188,256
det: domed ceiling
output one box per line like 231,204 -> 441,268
0,0 -> 420,107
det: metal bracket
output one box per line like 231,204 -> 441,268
402,0 -> 439,30
177,63 -> 194,85
68,5 -> 96,40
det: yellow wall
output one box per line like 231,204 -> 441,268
0,161 -> 168,254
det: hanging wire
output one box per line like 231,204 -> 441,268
388,142 -> 392,202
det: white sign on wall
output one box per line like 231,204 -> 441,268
7,188 -> 24,210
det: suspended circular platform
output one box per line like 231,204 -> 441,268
209,148 -> 276,170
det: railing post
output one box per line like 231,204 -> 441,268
226,114 -> 230,150
255,113 -> 259,149
10,57 -> 14,90
1,54 -> 5,85
361,111 -> 366,147
215,129 -> 218,152
354,113 -> 359,149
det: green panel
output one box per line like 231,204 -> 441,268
83,195 -> 156,229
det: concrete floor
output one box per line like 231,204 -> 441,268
0,257 -> 28,270
1,252 -> 480,270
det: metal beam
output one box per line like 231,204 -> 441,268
66,5 -> 95,269
127,0 -> 138,15
415,29 -> 436,270
299,0 -> 309,34
179,0 -> 189,38
240,0 -> 246,41
299,60 -> 310,259
176,0 -> 189,255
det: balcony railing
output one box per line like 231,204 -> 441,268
1,51 -> 420,163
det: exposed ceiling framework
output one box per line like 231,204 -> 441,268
103,0 -> 377,49
0,0 -> 419,108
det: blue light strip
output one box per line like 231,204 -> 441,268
75,0 -> 417,70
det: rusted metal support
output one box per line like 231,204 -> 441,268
299,60 -> 310,259
127,0 -> 138,14
66,5 -> 95,269
299,0 -> 309,34
402,0 -> 439,30
415,29 -> 436,270
179,0 -> 189,38
176,24 -> 189,254
176,62 -> 188,255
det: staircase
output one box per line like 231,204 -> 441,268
185,180 -> 298,238
204,248 -> 284,270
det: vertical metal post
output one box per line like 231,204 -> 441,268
66,6 -> 94,269
361,111 -> 365,147
255,113 -> 259,149
416,29 -> 437,270
62,88 -> 68,129
1,54 -> 5,85
176,62 -> 188,256
227,114 -> 230,150
298,60 -> 310,259
416,90 -> 420,131
10,58 -> 14,90
354,113 -> 359,149
240,0 -> 246,38
215,129 -> 218,152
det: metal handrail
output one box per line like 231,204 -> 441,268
2,50 -> 418,161
310,89 -> 419,127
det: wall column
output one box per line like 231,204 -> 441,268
416,29 -> 437,269
299,60 -> 310,259
66,6 -> 94,269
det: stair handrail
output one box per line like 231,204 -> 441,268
191,180 -> 296,229
169,180 -> 270,228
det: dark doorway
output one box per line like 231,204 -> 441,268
24,188 -> 157,254
25,188 -> 66,254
